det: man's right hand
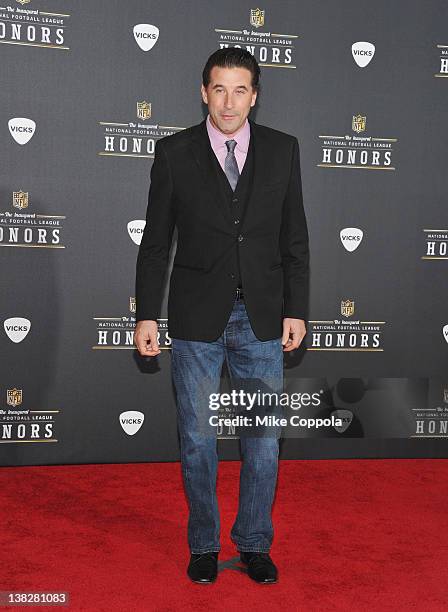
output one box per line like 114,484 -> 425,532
134,320 -> 161,357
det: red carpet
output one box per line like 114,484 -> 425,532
2,459 -> 448,611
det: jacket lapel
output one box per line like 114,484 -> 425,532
241,119 -> 272,231
189,119 -> 234,227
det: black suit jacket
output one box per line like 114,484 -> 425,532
135,117 -> 309,342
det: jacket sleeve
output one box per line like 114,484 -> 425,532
135,138 -> 176,322
280,137 -> 310,321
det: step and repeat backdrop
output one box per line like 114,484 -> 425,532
1,1 -> 447,466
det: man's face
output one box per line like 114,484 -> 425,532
201,65 -> 257,136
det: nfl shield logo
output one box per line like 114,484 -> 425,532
444,388 -> 448,403
341,299 -> 354,318
129,297 -> 136,313
7,388 -> 22,407
352,114 -> 366,133
250,8 -> 265,28
13,190 -> 29,209
136,101 -> 151,120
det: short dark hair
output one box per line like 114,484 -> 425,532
202,48 -> 261,91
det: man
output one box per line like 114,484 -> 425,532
134,48 -> 309,584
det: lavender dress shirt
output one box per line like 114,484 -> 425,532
205,113 -> 250,174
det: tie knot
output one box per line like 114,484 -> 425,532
225,139 -> 237,153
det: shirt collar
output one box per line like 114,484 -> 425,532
206,114 -> 250,153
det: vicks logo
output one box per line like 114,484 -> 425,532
127,220 -> 146,245
120,411 -> 145,435
8,118 -> 36,145
4,317 -> 31,343
133,24 -> 159,51
351,42 -> 375,67
443,325 -> 448,344
331,409 -> 354,433
340,228 -> 363,252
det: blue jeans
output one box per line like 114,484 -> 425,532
171,297 -> 284,554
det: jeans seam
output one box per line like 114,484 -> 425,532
181,447 -> 199,552
246,456 -> 258,546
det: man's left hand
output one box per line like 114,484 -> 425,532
282,318 -> 307,352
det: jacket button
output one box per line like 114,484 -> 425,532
238,234 -> 244,242
234,219 -> 240,224
232,197 -> 238,203
229,273 -> 235,279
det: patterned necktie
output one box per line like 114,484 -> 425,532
224,139 -> 240,191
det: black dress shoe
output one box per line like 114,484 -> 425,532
187,552 -> 218,583
239,551 -> 278,583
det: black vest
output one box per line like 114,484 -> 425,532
206,133 -> 255,288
